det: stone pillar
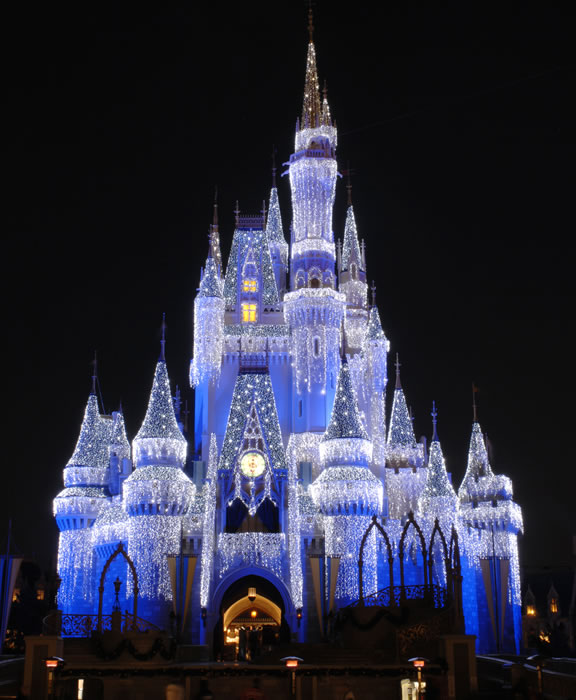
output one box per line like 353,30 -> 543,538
440,634 -> 477,699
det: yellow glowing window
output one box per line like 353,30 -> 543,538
242,303 -> 257,323
550,599 -> 558,613
242,279 -> 258,292
526,605 -> 536,616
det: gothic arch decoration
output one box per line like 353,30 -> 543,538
428,518 -> 449,587
295,270 -> 305,289
308,267 -> 322,288
399,511 -> 428,592
448,525 -> 465,632
358,515 -> 394,602
97,542 -> 139,632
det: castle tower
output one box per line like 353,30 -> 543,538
458,421 -> 523,653
363,302 -> 389,476
385,358 -> 426,518
53,385 -> 111,613
311,359 -> 383,605
340,206 -> 368,353
190,251 -> 225,456
266,168 -> 289,296
124,340 -> 195,614
284,23 -> 345,432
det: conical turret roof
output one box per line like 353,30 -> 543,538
387,384 -> 417,450
365,305 -> 386,342
459,422 -> 493,496
66,393 -> 110,470
341,206 -> 363,272
419,411 -> 456,511
135,360 -> 186,443
198,254 -> 223,298
323,360 -> 368,442
266,186 -> 287,248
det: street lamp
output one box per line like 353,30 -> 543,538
281,656 -> 303,696
408,657 -> 428,700
44,656 -> 65,700
527,655 -> 546,697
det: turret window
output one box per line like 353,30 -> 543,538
242,279 -> 258,293
526,605 -> 536,616
242,303 -> 257,323
550,598 -> 558,614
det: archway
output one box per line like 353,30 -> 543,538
215,575 -> 289,661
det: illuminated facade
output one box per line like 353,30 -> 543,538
53,30 -> 523,655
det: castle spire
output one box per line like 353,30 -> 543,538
198,254 -> 223,298
365,304 -> 386,342
160,313 -> 166,362
66,392 -> 109,470
459,420 -> 493,490
209,187 -> 223,273
419,404 -> 456,511
387,357 -> 417,452
340,205 -> 363,273
323,358 -> 369,443
133,342 -> 187,468
301,8 -> 322,129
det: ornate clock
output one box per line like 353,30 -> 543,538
240,452 -> 266,478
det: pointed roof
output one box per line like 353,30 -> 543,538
209,188 -> 223,273
134,360 -> 186,444
387,376 -> 417,450
459,422 -> 493,493
419,406 -> 456,510
66,393 -> 110,470
198,254 -> 223,298
223,225 -> 279,307
341,206 -> 363,272
301,37 -> 322,129
110,409 -> 130,453
218,370 -> 286,472
323,360 -> 368,442
266,187 -> 288,251
365,305 -> 387,342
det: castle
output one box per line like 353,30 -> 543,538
53,24 -> 523,656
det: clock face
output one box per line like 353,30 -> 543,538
240,452 -> 266,478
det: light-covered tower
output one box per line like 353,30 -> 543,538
458,419 -> 523,653
108,408 -> 131,496
311,360 -> 382,605
340,204 -> 368,353
125,338 -> 195,610
284,18 -> 345,431
190,251 -> 225,456
267,166 -> 289,296
385,357 -> 426,519
363,299 -> 389,476
53,383 -> 111,613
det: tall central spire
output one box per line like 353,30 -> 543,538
301,10 -> 322,129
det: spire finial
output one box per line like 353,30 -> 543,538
271,146 -> 277,187
431,401 -> 439,441
261,199 -> 267,227
346,162 -> 353,206
301,4 -> 321,129
395,353 -> 402,389
371,280 -> 377,307
212,186 -> 218,228
91,351 -> 98,395
472,382 -> 478,423
307,2 -> 314,43
160,313 -> 166,362
234,200 -> 240,227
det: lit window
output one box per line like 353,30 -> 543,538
526,605 -> 536,616
242,279 -> 257,292
550,598 -> 558,613
242,303 -> 257,323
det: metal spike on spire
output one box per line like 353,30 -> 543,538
234,200 -> 240,227
431,401 -> 439,441
395,353 -> 402,389
208,187 -> 223,273
346,163 -> 353,206
271,146 -> 277,187
371,280 -> 377,307
160,313 -> 166,362
91,351 -> 98,396
472,382 -> 479,423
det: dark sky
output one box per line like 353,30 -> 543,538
5,4 -> 574,572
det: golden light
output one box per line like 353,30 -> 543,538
251,610 -> 258,618
248,586 -> 257,601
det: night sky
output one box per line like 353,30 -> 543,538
5,5 -> 574,573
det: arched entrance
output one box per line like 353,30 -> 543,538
216,575 -> 290,661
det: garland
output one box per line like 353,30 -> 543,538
90,634 -> 176,661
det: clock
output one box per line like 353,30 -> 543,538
240,452 -> 266,478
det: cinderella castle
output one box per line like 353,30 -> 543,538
53,21 -> 523,657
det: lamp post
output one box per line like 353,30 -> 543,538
44,656 -> 64,700
408,657 -> 428,700
527,655 -> 546,698
281,656 -> 303,697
